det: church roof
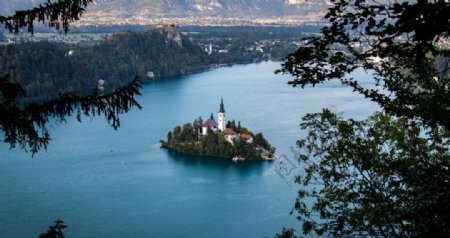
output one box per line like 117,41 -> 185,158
240,133 -> 253,141
219,98 -> 225,113
203,114 -> 218,128
223,128 -> 236,136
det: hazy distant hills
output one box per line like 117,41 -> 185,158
85,0 -> 331,18
0,0 -> 331,22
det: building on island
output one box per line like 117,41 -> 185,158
202,99 -> 254,144
202,99 -> 226,136
202,113 -> 218,135
223,128 -> 237,143
218,98 -> 225,131
240,133 -> 253,143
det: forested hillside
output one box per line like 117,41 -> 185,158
0,28 -> 211,103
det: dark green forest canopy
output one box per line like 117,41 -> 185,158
0,0 -> 143,155
0,28 -> 211,103
0,25 -> 306,104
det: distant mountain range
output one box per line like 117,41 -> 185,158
86,0 -> 330,18
0,0 -> 331,24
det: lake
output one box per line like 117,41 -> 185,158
0,61 -> 378,237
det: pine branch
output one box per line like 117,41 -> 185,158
0,76 -> 142,155
0,0 -> 95,34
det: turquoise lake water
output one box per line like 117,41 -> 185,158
0,61 -> 378,237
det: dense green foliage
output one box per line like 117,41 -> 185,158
161,118 -> 274,160
293,110 -> 449,237
277,0 -> 450,237
187,26 -> 305,63
0,28 -> 210,103
274,228 -> 297,238
0,25 -> 309,103
278,0 -> 450,130
0,74 -> 141,154
0,0 -> 142,154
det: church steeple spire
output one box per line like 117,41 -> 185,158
219,98 -> 225,113
218,98 -> 226,131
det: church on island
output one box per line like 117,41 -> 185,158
161,98 -> 275,161
202,99 -> 253,144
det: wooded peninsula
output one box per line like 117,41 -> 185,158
0,25 -> 304,104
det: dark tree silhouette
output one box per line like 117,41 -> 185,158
0,0 -> 94,34
276,0 -> 450,237
289,110 -> 450,237
39,219 -> 67,238
278,0 -> 450,130
0,0 -> 142,155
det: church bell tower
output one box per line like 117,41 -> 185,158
218,98 -> 225,131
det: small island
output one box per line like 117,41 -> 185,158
161,99 -> 275,161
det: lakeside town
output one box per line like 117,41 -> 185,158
0,23 -> 310,62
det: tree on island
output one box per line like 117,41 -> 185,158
162,118 -> 274,160
0,0 -> 142,155
276,0 -> 450,237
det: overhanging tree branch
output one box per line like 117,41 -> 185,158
0,75 -> 142,155
0,1 -> 145,155
277,0 -> 450,130
0,0 -> 95,34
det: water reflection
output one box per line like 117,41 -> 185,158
164,149 -> 272,179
